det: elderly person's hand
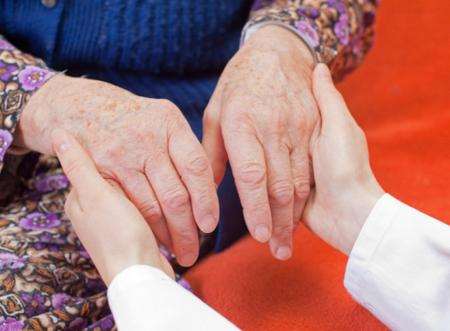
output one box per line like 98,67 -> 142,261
203,26 -> 319,259
17,75 -> 219,267
304,64 -> 384,255
52,129 -> 174,285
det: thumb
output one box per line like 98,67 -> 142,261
202,96 -> 228,186
312,63 -> 353,131
51,129 -> 106,199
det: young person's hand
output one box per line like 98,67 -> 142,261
52,129 -> 174,285
304,64 -> 385,255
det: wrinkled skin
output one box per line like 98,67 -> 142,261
19,76 -> 219,267
203,26 -> 319,259
53,129 -> 174,285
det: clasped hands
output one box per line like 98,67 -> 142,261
19,26 -> 383,274
51,63 -> 383,284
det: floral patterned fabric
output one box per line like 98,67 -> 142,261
246,0 -> 378,80
0,1 -> 378,329
0,36 -> 55,163
0,154 -> 190,330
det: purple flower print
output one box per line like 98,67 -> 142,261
33,232 -> 65,251
20,291 -> 46,317
0,253 -> 26,271
334,16 -> 350,45
0,130 -> 13,162
0,39 -> 14,51
17,66 -> 54,92
252,0 -> 275,11
0,62 -> 17,81
297,7 -> 320,19
68,318 -> 87,330
327,0 -> 346,14
51,293 -> 70,309
35,173 -> 69,193
87,315 -> 115,330
19,212 -> 61,230
294,21 -> 320,48
0,317 -> 24,331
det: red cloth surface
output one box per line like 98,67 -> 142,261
185,1 -> 450,329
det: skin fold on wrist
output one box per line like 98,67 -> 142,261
15,74 -> 74,154
337,181 -> 385,255
244,25 -> 315,70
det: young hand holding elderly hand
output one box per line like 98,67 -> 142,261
52,129 -> 175,285
55,64 -> 383,287
19,75 -> 219,267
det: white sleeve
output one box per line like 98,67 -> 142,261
107,265 -> 240,331
344,194 -> 450,331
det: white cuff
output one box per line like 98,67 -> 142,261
108,265 -> 239,331
344,194 -> 450,330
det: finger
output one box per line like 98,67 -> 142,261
116,168 -> 172,248
290,144 -> 312,228
65,189 -> 83,223
145,153 -> 199,267
169,127 -> 220,234
223,124 -> 272,243
52,129 -> 106,201
264,139 -> 294,260
313,63 -> 353,129
202,91 -> 228,185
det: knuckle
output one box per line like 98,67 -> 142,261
269,180 -> 294,206
162,188 -> 190,212
195,192 -> 214,211
202,111 -> 218,128
293,179 -> 311,200
243,199 -> 269,219
138,199 -> 162,222
235,162 -> 266,187
273,221 -> 293,235
185,155 -> 210,175
159,99 -> 179,111
174,228 -> 197,250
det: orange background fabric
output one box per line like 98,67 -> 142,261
185,0 -> 450,330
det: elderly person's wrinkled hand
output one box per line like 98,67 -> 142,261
203,26 -> 319,260
52,129 -> 174,285
17,75 -> 219,267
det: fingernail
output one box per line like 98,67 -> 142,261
254,225 -> 270,243
51,129 -> 71,153
200,215 -> 217,233
276,246 -> 292,260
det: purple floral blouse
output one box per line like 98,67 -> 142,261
0,1 -> 378,330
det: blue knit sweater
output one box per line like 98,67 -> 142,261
0,0 -> 251,251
